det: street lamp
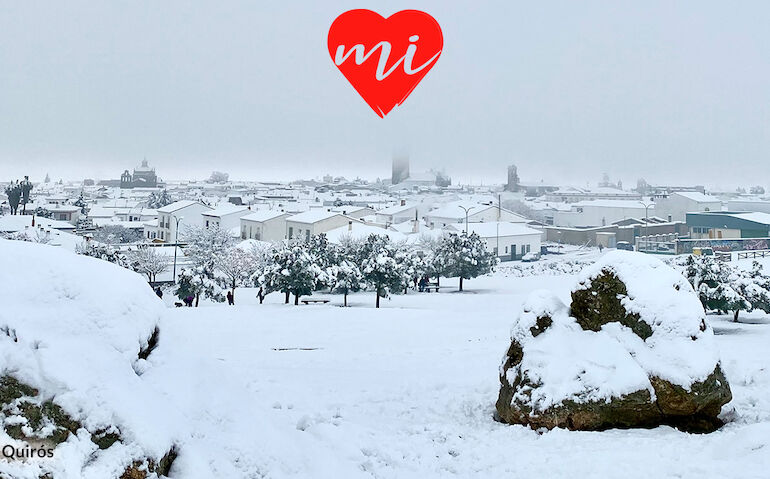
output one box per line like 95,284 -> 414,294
458,205 -> 475,234
171,215 -> 183,282
638,201 -> 653,251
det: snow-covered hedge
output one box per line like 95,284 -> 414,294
497,259 -> 593,277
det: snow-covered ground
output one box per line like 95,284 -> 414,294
3,242 -> 770,478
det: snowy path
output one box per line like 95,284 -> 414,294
141,274 -> 770,478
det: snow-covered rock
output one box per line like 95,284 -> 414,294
0,239 -> 177,478
496,251 -> 732,432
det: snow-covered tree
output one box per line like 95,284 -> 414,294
434,232 -> 497,291
326,259 -> 363,307
178,225 -> 235,303
305,233 -> 334,290
73,192 -> 88,215
147,189 -> 174,209
214,247 -> 256,304
176,266 -> 224,306
243,241 -> 274,303
261,244 -> 325,305
182,225 -> 236,266
359,234 -> 410,308
684,255 -> 751,321
730,261 -> 770,322
126,246 -> 169,283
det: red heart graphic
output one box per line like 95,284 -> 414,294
328,9 -> 443,118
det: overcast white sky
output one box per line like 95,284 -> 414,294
0,1 -> 768,188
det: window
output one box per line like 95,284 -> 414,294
305,230 -> 311,242
288,227 -> 293,239
504,246 -> 508,253
205,220 -> 209,227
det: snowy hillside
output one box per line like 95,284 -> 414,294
1,241 -> 769,478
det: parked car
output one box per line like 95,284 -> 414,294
692,247 -> 714,256
522,252 -> 540,262
616,241 -> 634,251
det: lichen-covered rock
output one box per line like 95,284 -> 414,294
496,251 -> 732,433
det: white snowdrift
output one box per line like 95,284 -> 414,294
0,239 -> 178,479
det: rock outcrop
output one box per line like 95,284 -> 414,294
496,251 -> 732,433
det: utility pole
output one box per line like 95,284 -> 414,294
638,201 -> 652,251
496,194 -> 501,258
172,215 -> 183,282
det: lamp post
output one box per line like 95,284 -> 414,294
171,215 -> 183,282
638,201 -> 652,251
458,205 -> 475,234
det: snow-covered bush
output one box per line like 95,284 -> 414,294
497,251 -> 732,433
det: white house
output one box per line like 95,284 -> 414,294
46,205 -> 82,225
552,200 -> 653,228
285,211 -> 357,242
449,222 -> 542,262
0,215 -> 76,234
330,205 -> 376,220
424,201 -> 527,228
375,201 -> 417,225
324,221 -> 405,244
240,210 -> 289,242
727,199 -> 770,214
202,204 -> 250,232
150,200 -> 212,243
654,192 -> 721,223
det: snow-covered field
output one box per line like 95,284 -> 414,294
2,242 -> 770,478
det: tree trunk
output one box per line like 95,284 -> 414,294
459,277 -> 464,292
733,310 -> 740,323
284,291 -> 290,304
294,294 -> 299,305
231,286 -> 236,305
344,288 -> 348,307
376,288 -> 380,308
195,293 -> 200,307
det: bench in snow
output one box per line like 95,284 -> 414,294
301,299 -> 330,305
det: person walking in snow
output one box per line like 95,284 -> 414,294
155,287 -> 163,299
226,290 -> 234,305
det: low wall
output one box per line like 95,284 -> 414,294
676,237 -> 770,254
